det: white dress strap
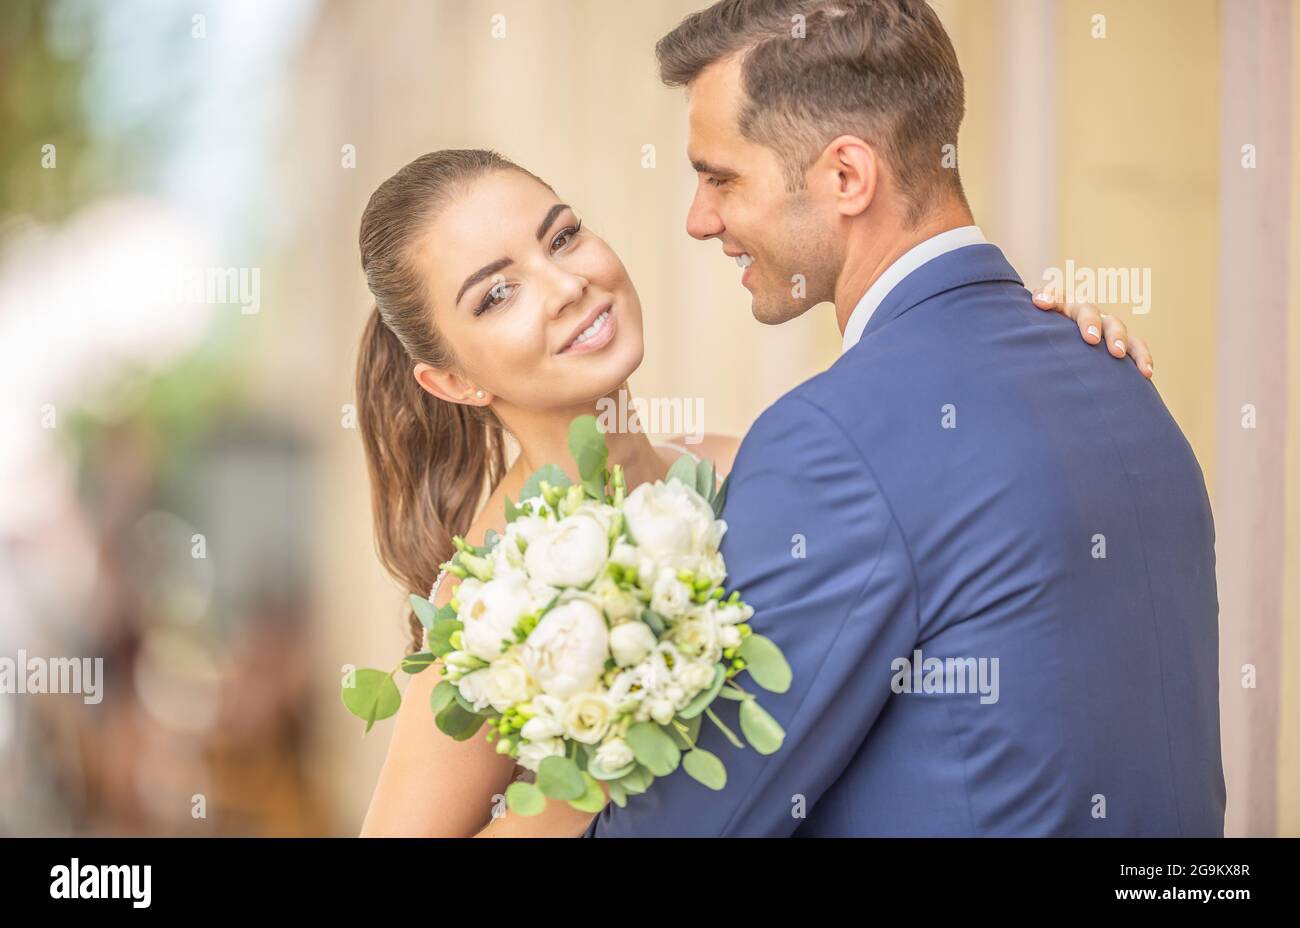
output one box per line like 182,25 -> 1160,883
654,440 -> 699,461
428,569 -> 448,602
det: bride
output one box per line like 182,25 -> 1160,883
355,149 -> 1152,837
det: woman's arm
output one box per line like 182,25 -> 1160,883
360,571 -> 517,837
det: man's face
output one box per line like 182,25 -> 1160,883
684,55 -> 838,324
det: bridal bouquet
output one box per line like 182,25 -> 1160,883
342,415 -> 791,815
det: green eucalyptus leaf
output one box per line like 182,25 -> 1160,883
504,497 -> 522,523
409,594 -> 438,630
615,764 -> 654,796
695,458 -> 716,499
506,781 -> 546,816
666,455 -> 697,491
682,748 -> 727,790
711,474 -> 730,517
606,778 -> 627,808
587,757 -> 637,780
537,755 -> 587,800
678,664 -> 725,719
340,669 -> 401,733
401,651 -> 437,674
429,679 -> 456,714
568,772 -> 608,813
427,619 -> 462,657
738,698 -> 785,755
627,721 -> 681,776
568,415 -> 609,497
640,609 -> 666,637
434,700 -> 484,741
520,463 -> 571,503
738,634 -> 793,693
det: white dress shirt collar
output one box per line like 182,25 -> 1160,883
840,225 -> 986,354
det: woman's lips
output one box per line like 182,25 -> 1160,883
559,305 -> 616,354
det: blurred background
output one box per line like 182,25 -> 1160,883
0,0 -> 1296,837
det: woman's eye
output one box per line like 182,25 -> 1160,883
551,221 -> 582,252
475,280 -> 514,316
706,177 -> 725,188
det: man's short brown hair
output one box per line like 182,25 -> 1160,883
657,0 -> 966,223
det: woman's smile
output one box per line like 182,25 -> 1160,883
558,302 -> 616,355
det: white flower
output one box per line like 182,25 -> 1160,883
483,647 -> 539,711
594,738 -> 635,772
671,615 -> 722,663
519,694 -> 566,740
524,512 -> 609,588
675,659 -> 717,695
522,600 -> 610,697
646,697 -> 676,725
589,574 -> 642,624
623,480 -> 724,561
719,625 -> 741,649
713,600 -> 754,625
563,690 -> 615,744
650,570 -> 692,616
459,574 -> 535,661
609,620 -> 657,667
456,668 -> 494,712
517,737 -> 565,772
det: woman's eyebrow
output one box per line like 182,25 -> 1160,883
456,204 -> 573,307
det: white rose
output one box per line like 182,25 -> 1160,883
483,648 -> 539,711
650,570 -> 692,616
524,513 -> 609,588
623,480 -> 723,561
594,738 -> 635,772
646,697 -> 676,725
563,690 -> 615,744
522,600 -> 610,697
609,620 -> 657,667
517,737 -> 565,772
460,574 -> 535,661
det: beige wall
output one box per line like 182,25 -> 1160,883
272,0 -> 1299,834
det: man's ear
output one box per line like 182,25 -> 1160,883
816,135 -> 878,218
413,362 -> 492,407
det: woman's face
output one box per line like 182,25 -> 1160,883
414,169 -> 644,412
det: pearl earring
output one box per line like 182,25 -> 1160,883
475,389 -> 485,399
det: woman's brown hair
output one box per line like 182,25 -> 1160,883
356,149 -> 551,651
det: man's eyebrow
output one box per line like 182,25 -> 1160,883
456,256 -> 512,307
455,204 -> 573,307
691,158 -> 738,178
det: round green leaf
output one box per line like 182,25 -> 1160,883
401,651 -> 436,674
615,763 -> 654,796
606,778 -> 628,808
682,747 -> 727,790
429,679 -> 456,714
537,755 -> 587,800
738,698 -> 785,755
627,721 -> 681,776
666,455 -> 698,491
435,700 -> 484,741
506,781 -> 546,816
586,756 -> 637,781
409,593 -> 438,630
568,772 -> 607,813
340,669 -> 401,732
738,634 -> 793,693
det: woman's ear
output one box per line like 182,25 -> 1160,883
413,362 -> 492,407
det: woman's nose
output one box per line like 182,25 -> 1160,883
544,265 -> 588,319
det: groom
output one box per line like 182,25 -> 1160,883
585,0 -> 1225,836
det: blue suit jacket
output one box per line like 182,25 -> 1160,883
586,243 -> 1225,837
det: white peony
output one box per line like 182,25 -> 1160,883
459,574 -> 535,661
523,512 -> 609,588
522,600 -> 610,697
594,738 -> 635,772
562,690 -> 615,744
623,480 -> 724,561
609,620 -> 657,667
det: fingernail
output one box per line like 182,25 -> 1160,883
1146,360 -> 1154,373
1114,339 -> 1126,354
1087,325 -> 1100,339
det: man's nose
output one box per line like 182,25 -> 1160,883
686,189 -> 723,241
